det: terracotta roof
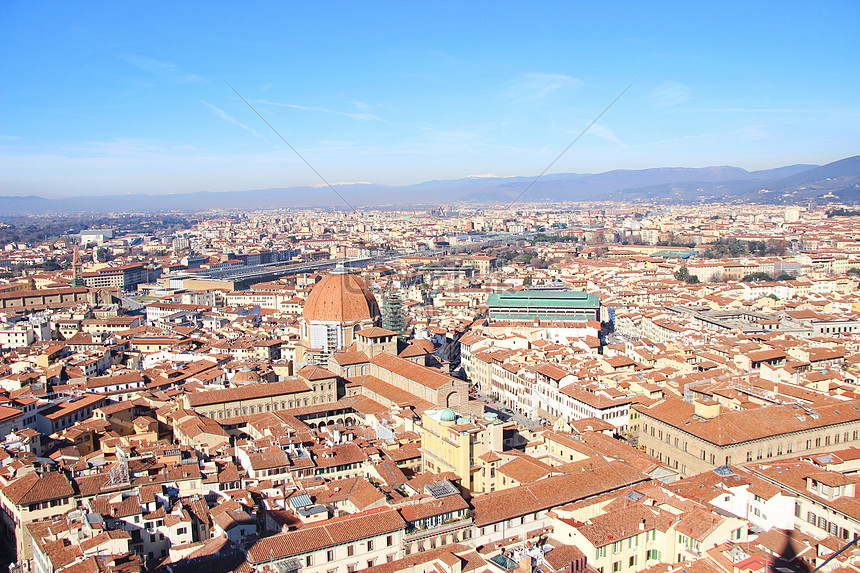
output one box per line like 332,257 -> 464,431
2,471 -> 75,505
568,504 -> 676,547
637,397 -> 860,446
496,455 -> 555,484
356,327 -> 398,338
471,459 -> 648,526
186,378 -> 311,407
371,353 -> 457,390
246,507 -> 405,563
362,545 -> 487,573
297,364 -> 339,381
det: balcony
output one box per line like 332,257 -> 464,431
404,515 -> 472,541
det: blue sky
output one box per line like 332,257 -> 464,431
2,1 -> 858,198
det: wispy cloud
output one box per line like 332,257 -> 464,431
690,107 -> 821,114
253,99 -> 382,121
202,101 -> 269,142
119,54 -> 206,83
58,139 -> 207,158
588,123 -> 623,144
650,82 -> 690,109
642,125 -> 769,146
505,73 -> 579,103
0,134 -> 21,141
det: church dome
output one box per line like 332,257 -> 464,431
302,265 -> 380,323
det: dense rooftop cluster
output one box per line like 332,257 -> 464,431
0,202 -> 859,573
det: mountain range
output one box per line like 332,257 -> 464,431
2,155 -> 858,214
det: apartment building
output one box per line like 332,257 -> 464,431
0,471 -> 77,560
420,408 -> 504,491
749,454 -> 860,541
184,378 -> 316,420
635,397 -> 860,477
82,263 -> 150,291
246,507 -> 406,573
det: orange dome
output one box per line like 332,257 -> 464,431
302,266 -> 379,322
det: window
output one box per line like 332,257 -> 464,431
612,561 -> 621,573
367,540 -> 374,551
327,550 -> 334,562
306,556 -> 313,567
629,556 -> 638,567
808,511 -> 817,524
386,535 -> 393,547
347,545 -> 354,557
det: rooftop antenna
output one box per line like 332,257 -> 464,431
224,81 -> 357,212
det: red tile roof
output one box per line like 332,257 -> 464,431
246,507 -> 405,563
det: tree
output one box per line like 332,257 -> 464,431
517,253 -> 533,264
674,267 -> 700,284
741,272 -> 773,282
40,260 -> 62,272
523,276 -> 533,286
848,267 -> 860,277
827,208 -> 860,218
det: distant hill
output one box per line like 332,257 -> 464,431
2,156 -> 858,214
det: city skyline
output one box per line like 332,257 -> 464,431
2,1 -> 859,198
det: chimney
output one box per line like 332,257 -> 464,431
639,518 -> 646,530
518,555 -> 533,573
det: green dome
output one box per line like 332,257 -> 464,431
439,408 -> 457,422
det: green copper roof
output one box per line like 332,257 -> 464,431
486,290 -> 600,309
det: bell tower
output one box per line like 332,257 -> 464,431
70,244 -> 84,287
